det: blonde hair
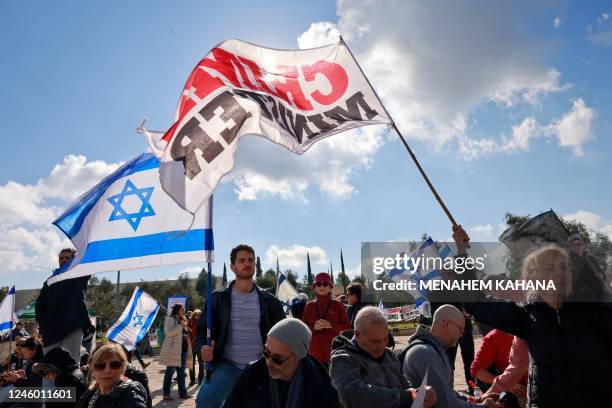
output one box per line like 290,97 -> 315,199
88,343 -> 128,390
522,244 -> 572,303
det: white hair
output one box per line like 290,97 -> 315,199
354,306 -> 388,332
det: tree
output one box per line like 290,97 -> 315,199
256,256 -> 263,278
222,263 -> 228,287
256,268 -> 276,292
195,267 -> 208,295
330,262 -> 334,283
503,212 -> 612,280
306,253 -> 313,286
338,249 -> 350,292
285,270 -> 299,288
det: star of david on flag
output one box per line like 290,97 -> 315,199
107,179 -> 155,232
49,151 -> 213,285
107,287 -> 159,351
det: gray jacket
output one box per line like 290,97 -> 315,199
402,325 -> 473,408
329,335 -> 413,408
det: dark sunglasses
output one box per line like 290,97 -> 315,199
93,361 -> 123,371
314,282 -> 329,287
262,346 -> 292,365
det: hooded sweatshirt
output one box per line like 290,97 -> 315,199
402,325 -> 475,408
330,335 -> 413,408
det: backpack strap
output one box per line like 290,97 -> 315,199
397,336 -> 446,370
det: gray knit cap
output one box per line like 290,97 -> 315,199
267,318 -> 312,359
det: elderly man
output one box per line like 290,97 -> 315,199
330,306 -> 436,408
224,318 -> 339,408
402,304 -> 502,408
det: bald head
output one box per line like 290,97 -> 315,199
431,304 -> 466,348
433,304 -> 464,325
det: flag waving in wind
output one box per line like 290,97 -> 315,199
159,38 -> 392,213
276,271 -> 300,309
0,286 -> 16,336
49,152 -> 213,285
106,287 -> 160,351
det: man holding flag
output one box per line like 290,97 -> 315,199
35,248 -> 90,362
194,244 -> 285,408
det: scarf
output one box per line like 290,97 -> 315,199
269,360 -> 304,408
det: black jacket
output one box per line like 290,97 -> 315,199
464,297 -> 612,407
194,281 -> 285,365
124,363 -> 152,408
76,379 -> 147,408
47,369 -> 88,407
346,300 -> 363,329
35,274 -> 91,345
224,355 -> 340,408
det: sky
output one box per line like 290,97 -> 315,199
1,0 -> 611,289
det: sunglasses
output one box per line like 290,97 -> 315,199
314,282 -> 329,287
93,361 -> 123,371
262,346 -> 292,366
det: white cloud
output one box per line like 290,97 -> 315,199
297,22 -> 341,49
587,12 -> 612,46
563,210 -> 612,239
554,17 -> 561,28
548,98 -> 595,156
459,98 -> 595,159
0,155 -> 120,274
228,126 -> 385,201
468,223 -> 507,241
264,244 -> 329,271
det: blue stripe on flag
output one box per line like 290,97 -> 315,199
8,287 -> 15,295
108,288 -> 144,341
134,303 -> 159,345
54,153 -> 160,239
278,273 -> 285,284
52,229 -> 213,275
0,321 -> 12,331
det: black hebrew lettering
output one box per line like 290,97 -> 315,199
170,117 -> 224,180
324,91 -> 378,123
199,91 -> 252,145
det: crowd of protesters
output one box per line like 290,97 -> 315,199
0,223 -> 610,407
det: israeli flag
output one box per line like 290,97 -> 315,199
276,272 -> 299,308
0,286 -> 15,335
106,287 -> 160,351
49,152 -> 213,285
378,298 -> 385,310
387,237 -> 452,309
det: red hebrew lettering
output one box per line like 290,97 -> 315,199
302,61 -> 349,106
268,65 -> 314,111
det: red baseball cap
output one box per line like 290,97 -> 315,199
313,272 -> 333,288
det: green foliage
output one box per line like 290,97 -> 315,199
503,212 -> 612,280
222,263 -> 228,286
256,268 -> 276,291
256,256 -> 262,278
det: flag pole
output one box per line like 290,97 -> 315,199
340,36 -> 457,226
204,195 -> 214,383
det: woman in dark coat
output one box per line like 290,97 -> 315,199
76,343 -> 147,408
453,225 -> 612,408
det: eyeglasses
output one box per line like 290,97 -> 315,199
314,282 -> 329,287
262,346 -> 292,366
446,320 -> 465,333
93,361 -> 123,371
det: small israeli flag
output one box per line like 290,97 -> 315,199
49,152 -> 213,285
0,286 -> 16,335
387,237 -> 453,309
276,272 -> 299,307
106,287 -> 159,351
378,298 -> 385,310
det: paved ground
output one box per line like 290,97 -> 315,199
143,335 -> 483,407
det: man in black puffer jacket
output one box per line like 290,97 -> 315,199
225,318 -> 339,408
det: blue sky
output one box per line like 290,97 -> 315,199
1,0 -> 611,289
